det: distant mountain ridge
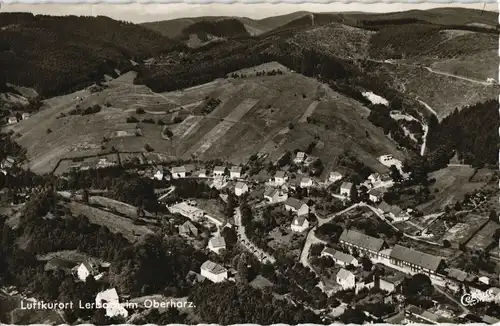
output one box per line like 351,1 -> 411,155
141,8 -> 498,39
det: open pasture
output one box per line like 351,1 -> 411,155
12,64 -> 405,173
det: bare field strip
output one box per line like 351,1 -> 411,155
298,100 -> 319,123
184,99 -> 259,158
173,115 -> 203,139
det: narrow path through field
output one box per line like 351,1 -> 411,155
183,99 -> 259,158
367,58 -> 492,86
298,100 -> 319,123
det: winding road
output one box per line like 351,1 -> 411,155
234,207 -> 276,264
368,59 -> 493,86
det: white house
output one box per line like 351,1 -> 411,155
153,167 -> 164,181
336,268 -> 356,290
263,188 -> 288,203
368,188 -> 386,203
291,216 -> 309,232
234,182 -> 249,197
95,288 -> 129,318
22,112 -> 30,120
200,260 -> 228,283
169,202 -> 204,221
77,261 -> 99,282
179,221 -> 199,238
284,198 -> 309,216
368,173 -> 381,184
7,116 -> 18,124
321,248 -> 358,267
194,169 -> 207,178
208,236 -> 226,254
329,171 -> 343,183
340,182 -> 354,197
0,156 -> 15,169
379,275 -> 405,294
378,155 -> 403,173
171,166 -> 186,179
230,166 -> 242,179
213,166 -> 226,176
300,176 -> 313,188
479,276 -> 490,285
294,151 -> 306,164
274,171 -> 288,186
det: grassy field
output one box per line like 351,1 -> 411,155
7,63 -> 405,173
88,196 -> 154,219
36,250 -> 105,265
67,201 -> 155,242
417,166 -> 486,214
465,220 -> 500,251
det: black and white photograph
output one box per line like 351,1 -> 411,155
0,1 -> 499,325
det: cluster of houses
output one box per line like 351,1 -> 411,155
69,157 -> 119,172
320,228 -> 500,302
0,156 -> 16,175
5,112 -> 30,125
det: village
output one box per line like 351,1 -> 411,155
2,144 -> 498,324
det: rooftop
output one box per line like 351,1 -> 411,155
171,166 -> 186,173
285,197 -> 306,210
445,267 -> 468,282
292,216 -> 308,227
201,260 -> 227,274
235,181 -> 247,190
264,187 -> 278,197
390,245 -> 443,272
230,166 -> 242,173
209,236 -> 226,249
337,268 -> 354,280
339,229 -> 385,252
340,182 -> 353,189
275,171 -> 286,178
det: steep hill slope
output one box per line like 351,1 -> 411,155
141,11 -> 310,38
0,13 -> 184,98
272,8 -> 498,32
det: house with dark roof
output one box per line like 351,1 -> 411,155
339,229 -> 387,258
340,182 -> 354,197
379,273 -> 405,293
368,187 -> 387,203
208,236 -> 226,254
230,166 -> 242,179
273,171 -> 288,185
263,187 -> 288,203
284,198 -> 309,216
389,244 -> 444,278
445,267 -> 468,282
404,305 -> 453,324
0,156 -> 15,169
171,166 -> 186,179
321,247 -> 358,267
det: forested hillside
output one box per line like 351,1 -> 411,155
179,19 -> 250,40
0,13 -> 185,97
426,99 -> 499,168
